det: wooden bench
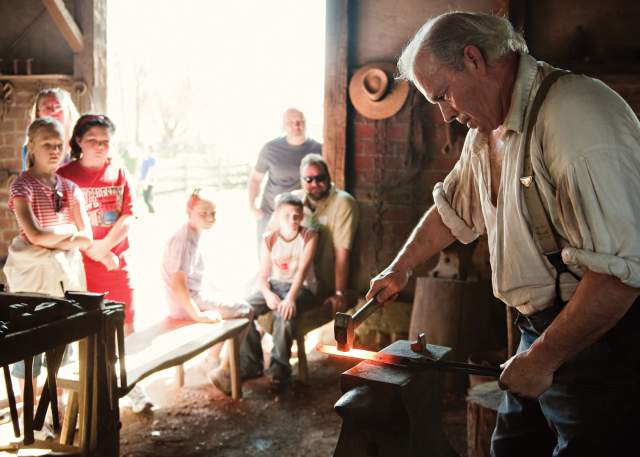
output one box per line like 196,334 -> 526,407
57,317 -> 249,444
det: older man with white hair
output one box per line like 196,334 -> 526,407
368,11 -> 640,456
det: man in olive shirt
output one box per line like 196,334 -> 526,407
247,109 -> 322,245
292,154 -> 359,313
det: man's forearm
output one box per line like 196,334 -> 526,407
389,205 -> 456,273
528,270 -> 639,371
247,177 -> 261,210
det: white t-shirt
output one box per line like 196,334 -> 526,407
263,226 -> 317,293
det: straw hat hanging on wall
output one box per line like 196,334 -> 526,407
348,62 -> 410,120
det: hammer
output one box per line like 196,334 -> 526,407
335,295 -> 382,352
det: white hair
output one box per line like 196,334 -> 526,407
398,11 -> 528,81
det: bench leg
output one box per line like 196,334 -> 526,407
228,336 -> 242,400
175,365 -> 185,388
60,390 -> 79,446
296,335 -> 309,385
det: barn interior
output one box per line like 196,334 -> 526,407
1,1 -> 639,456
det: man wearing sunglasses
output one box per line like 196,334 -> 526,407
247,108 -> 322,247
292,154 -> 359,313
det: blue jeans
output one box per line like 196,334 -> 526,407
239,281 -> 317,380
491,301 -> 640,456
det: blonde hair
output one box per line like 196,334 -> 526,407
25,118 -> 65,168
398,11 -> 528,81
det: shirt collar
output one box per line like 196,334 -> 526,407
502,53 -> 540,134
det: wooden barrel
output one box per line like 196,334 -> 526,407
409,276 -> 504,394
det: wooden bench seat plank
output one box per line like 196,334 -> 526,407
123,318 -> 249,393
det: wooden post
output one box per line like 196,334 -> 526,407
73,0 -> 107,113
323,0 -> 349,189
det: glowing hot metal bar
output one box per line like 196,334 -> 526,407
316,343 -> 502,378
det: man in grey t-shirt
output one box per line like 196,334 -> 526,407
247,108 -> 322,245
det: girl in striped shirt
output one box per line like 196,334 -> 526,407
4,117 -> 92,391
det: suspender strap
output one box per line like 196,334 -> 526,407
521,69 -> 581,301
521,69 -> 570,257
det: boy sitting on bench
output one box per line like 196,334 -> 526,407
161,189 -> 253,378
211,193 -> 318,392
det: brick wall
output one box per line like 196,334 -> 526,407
349,88 -> 469,293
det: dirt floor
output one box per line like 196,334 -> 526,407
119,351 -> 468,457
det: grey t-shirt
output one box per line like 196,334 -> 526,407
255,136 -> 322,214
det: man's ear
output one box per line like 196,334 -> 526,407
463,45 -> 487,73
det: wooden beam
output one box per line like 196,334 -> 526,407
323,0 -> 349,190
42,0 -> 84,53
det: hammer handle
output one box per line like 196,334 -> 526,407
351,296 -> 382,328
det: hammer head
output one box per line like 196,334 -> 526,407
334,312 -> 354,352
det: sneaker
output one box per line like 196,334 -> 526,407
126,384 -> 154,414
207,367 -> 232,396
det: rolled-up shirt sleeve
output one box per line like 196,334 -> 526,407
432,137 -> 485,244
557,151 -> 640,287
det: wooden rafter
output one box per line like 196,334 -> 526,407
42,0 -> 84,53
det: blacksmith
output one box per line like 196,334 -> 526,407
368,11 -> 640,456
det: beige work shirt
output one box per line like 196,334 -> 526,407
434,53 -> 640,315
292,185 -> 359,297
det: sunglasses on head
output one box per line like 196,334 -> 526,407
302,174 -> 327,184
53,189 -> 64,213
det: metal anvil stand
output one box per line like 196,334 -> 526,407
333,340 -> 458,457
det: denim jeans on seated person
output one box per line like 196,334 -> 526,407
239,280 -> 317,380
491,298 -> 640,457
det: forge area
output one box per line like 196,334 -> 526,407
119,353 -> 467,457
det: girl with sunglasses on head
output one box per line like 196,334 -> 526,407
4,118 -> 92,402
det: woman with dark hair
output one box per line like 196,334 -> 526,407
58,114 -> 153,413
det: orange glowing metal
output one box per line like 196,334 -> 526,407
316,344 -> 378,360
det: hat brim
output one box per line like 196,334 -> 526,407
349,63 -> 410,120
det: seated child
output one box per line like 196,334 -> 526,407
162,188 -> 252,323
221,192 -> 318,390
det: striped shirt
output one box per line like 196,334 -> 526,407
8,171 -> 83,238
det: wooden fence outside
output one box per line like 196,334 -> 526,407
152,157 -> 250,195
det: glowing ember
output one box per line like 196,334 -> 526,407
315,344 -> 378,360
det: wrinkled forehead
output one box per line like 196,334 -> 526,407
412,50 -> 447,103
